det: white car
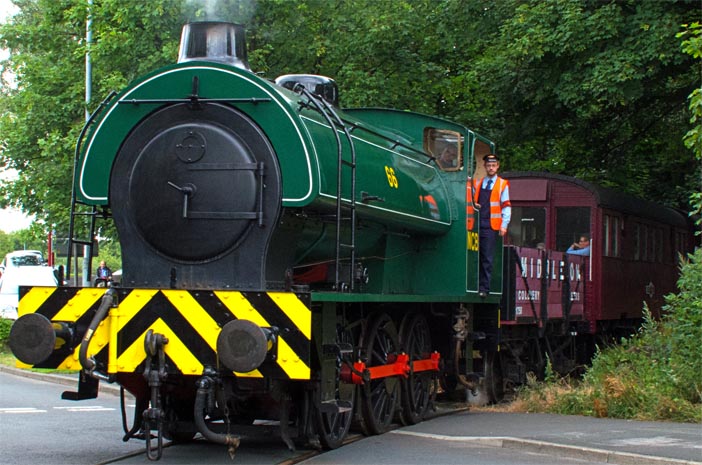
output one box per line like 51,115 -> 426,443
0,250 -> 45,277
0,264 -> 57,320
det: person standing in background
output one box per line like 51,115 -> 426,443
95,260 -> 112,286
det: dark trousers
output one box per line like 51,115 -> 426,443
479,226 -> 498,293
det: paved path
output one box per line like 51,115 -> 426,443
382,410 -> 702,465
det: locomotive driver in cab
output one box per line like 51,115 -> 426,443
473,153 -> 511,298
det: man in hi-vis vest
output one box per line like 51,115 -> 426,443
473,154 -> 511,298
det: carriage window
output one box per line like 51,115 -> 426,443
603,216 -> 610,255
650,226 -> 663,262
655,227 -> 663,263
674,230 -> 688,259
634,223 -> 665,262
424,128 -> 463,172
556,207 -> 590,252
508,207 -> 546,248
644,225 -> 652,261
603,214 -> 620,257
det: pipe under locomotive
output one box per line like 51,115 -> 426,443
10,21 -> 500,460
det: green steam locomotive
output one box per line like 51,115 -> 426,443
9,22 -> 502,459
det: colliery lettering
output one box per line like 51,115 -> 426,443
521,257 -> 582,282
517,290 -> 540,302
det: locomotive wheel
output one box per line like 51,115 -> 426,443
484,350 -> 504,404
399,313 -> 434,425
467,350 -> 505,406
358,313 -> 401,435
314,328 -> 355,449
163,396 -> 197,443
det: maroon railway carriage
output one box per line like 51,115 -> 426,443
494,172 -> 692,386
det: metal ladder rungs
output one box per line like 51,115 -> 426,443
304,90 -> 356,291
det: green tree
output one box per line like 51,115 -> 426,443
2,0 -> 700,236
7,0 -> 266,254
1,0 -> 259,242
678,21 -> 702,231
250,0 -> 499,117
251,0 -> 699,208
0,228 -> 49,259
469,0 -> 700,206
0,231 -> 13,258
1,0 -> 194,240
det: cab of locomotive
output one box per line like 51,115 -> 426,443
178,21 -> 250,70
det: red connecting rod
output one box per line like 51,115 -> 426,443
341,352 -> 440,385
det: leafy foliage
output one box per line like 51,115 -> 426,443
663,250 -> 702,402
251,0 -> 464,113
0,318 -> 11,348
1,0 -> 699,239
0,228 -> 49,259
0,0 -> 196,239
251,0 -> 700,205
677,21 -> 702,234
470,0 -> 698,204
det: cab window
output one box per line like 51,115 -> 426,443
424,128 -> 463,172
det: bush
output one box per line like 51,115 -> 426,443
582,315 -> 696,422
663,249 -> 702,404
0,318 -> 12,349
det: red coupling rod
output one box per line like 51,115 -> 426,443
342,352 -> 440,385
411,351 -> 440,373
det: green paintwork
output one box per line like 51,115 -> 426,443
76,60 -> 502,301
77,62 -> 451,234
77,62 -> 317,205
294,103 -> 454,235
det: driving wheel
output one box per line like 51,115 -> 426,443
358,313 -> 401,435
399,312 -> 434,425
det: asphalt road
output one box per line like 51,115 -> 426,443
1,368 -> 700,465
0,371 -> 143,464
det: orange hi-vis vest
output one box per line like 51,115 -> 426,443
466,176 -> 510,231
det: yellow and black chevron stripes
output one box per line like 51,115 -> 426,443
17,286 -> 312,380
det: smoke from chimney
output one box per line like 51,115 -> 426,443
185,0 -> 256,24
